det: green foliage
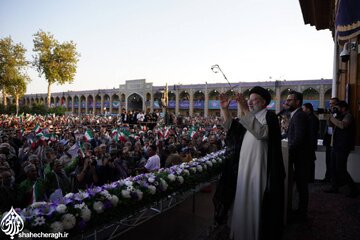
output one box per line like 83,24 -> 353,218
29,102 -> 47,114
1,102 -> 66,115
32,30 -> 80,107
0,36 -> 29,107
0,103 -> 16,114
47,106 -> 66,115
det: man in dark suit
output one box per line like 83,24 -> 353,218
302,102 -> 319,182
322,97 -> 339,182
284,90 -> 311,222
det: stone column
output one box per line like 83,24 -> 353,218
125,94 -> 128,113
71,96 -> 74,114
142,93 -> 146,113
319,85 -> 325,109
85,95 -> 89,114
237,87 -> 242,117
101,94 -> 105,115
275,87 -> 281,114
204,86 -> 209,118
150,93 -> 154,113
110,95 -> 113,114
78,97 -> 81,115
65,97 -> 69,112
175,91 -> 179,115
189,89 -> 194,117
220,87 -> 225,117
93,94 -> 96,116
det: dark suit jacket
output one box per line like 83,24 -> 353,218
307,113 -> 319,160
287,108 -> 309,150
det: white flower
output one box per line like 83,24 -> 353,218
217,157 -> 223,163
121,189 -> 131,198
30,202 -> 47,208
56,204 -> 67,214
212,159 -> 217,164
190,167 -> 197,173
50,221 -> 64,233
81,207 -> 92,222
32,216 -> 46,226
93,201 -> 104,214
100,190 -> 111,199
74,202 -> 86,209
206,161 -> 213,167
203,164 -> 207,170
148,177 -> 155,183
167,173 -> 176,182
100,190 -> 110,196
126,185 -> 134,191
125,180 -> 133,187
183,169 -> 190,176
196,165 -> 203,172
76,191 -> 89,200
160,179 -> 168,191
64,192 -> 74,198
135,189 -> 143,201
110,195 -> 119,207
177,176 -> 184,184
61,213 -> 76,230
147,185 -> 156,195
117,179 -> 125,186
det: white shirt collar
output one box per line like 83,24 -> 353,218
290,107 -> 301,118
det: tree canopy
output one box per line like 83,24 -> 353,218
0,36 -> 28,108
33,30 -> 80,107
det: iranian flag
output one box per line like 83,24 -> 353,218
118,131 -> 128,142
164,127 -> 171,139
84,129 -> 94,142
34,124 -> 42,134
189,126 -> 197,139
111,128 -> 118,138
156,128 -> 164,139
49,133 -> 57,142
37,133 -> 49,141
79,143 -> 86,158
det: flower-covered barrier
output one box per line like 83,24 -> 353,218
10,150 -> 226,234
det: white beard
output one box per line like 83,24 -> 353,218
249,105 -> 263,114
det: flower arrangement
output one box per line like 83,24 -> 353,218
8,150 -> 226,234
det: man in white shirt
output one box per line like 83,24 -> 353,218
144,145 -> 160,171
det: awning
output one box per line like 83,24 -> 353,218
336,0 -> 360,41
298,0 -> 334,31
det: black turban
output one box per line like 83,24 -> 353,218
249,86 -> 271,106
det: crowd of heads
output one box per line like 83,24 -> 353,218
0,112 -> 226,212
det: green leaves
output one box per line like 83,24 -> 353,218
0,36 -> 29,110
33,30 -> 80,107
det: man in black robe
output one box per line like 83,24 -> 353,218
213,86 -> 285,240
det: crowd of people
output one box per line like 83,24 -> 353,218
0,90 -> 357,240
0,111 -> 225,212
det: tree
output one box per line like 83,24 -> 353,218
6,73 -> 28,115
33,30 -> 80,108
0,36 -> 28,109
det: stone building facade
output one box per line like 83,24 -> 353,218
22,79 -> 332,117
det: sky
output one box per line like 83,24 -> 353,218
0,0 -> 334,95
